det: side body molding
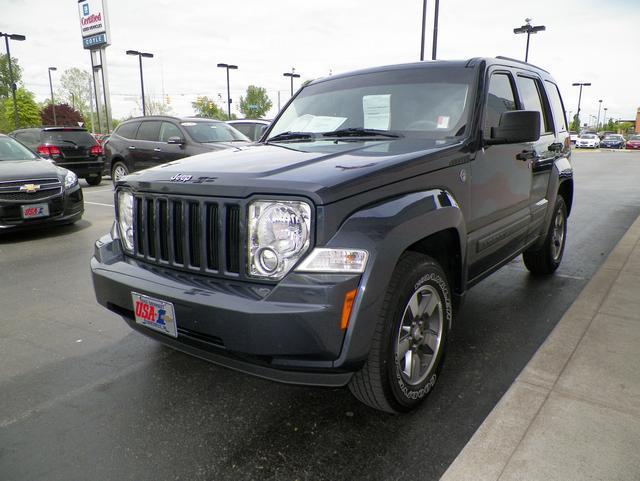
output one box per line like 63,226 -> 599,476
325,189 -> 467,369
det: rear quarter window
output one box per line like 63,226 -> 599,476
544,81 -> 568,133
115,121 -> 141,140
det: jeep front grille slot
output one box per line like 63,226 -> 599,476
132,194 -> 244,279
226,205 -> 240,273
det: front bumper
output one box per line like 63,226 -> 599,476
91,232 -> 362,387
0,185 -> 84,230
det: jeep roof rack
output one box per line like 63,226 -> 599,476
495,56 -> 549,74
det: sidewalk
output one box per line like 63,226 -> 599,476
441,215 -> 640,481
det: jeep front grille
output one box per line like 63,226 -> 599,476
132,194 -> 244,278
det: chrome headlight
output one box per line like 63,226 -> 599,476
248,200 -> 311,279
64,170 -> 78,189
117,190 -> 134,251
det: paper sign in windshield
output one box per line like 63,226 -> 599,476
363,95 -> 391,130
287,114 -> 347,133
436,116 -> 450,129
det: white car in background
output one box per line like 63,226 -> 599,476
575,133 -> 600,149
569,131 -> 579,144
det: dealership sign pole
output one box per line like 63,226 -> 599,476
78,0 -> 112,133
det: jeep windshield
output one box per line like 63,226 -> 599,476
267,66 -> 475,142
181,121 -> 250,143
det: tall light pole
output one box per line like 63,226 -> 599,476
48,67 -> 57,126
0,32 -> 26,129
596,99 -> 603,129
431,0 -> 440,60
126,50 -> 154,116
513,18 -> 545,63
217,63 -> 238,120
420,0 -> 427,60
603,107 -> 608,128
572,82 -> 591,129
283,68 -> 300,97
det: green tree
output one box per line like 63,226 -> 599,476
569,114 -> 580,132
56,68 -> 92,122
618,121 -> 633,135
0,53 -> 23,99
137,96 -> 172,116
0,87 -> 41,132
191,96 -> 226,120
239,85 -> 272,119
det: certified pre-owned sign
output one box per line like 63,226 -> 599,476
78,0 -> 109,39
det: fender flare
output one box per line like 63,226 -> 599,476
325,189 -> 466,369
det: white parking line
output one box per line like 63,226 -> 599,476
85,201 -> 114,207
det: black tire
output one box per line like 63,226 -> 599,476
85,175 -> 102,186
348,252 -> 452,413
523,196 -> 567,275
111,162 -> 129,185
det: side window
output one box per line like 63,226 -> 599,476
483,73 -> 517,138
116,121 -> 140,140
544,81 -> 568,133
136,121 -> 161,141
516,76 -> 552,134
159,122 -> 182,142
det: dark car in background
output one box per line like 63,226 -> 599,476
600,134 -> 625,149
226,119 -> 271,141
0,134 -> 83,231
104,116 -> 251,184
10,127 -> 104,185
626,134 -> 640,150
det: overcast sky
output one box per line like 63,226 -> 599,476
3,0 -> 639,125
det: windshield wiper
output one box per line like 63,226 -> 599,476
59,139 -> 78,146
321,128 -> 402,139
267,131 -> 317,142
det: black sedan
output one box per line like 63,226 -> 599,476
0,134 -> 83,231
600,134 -> 626,149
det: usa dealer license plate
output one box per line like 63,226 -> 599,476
21,203 -> 49,219
131,292 -> 178,338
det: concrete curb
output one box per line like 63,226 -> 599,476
441,215 -> 640,481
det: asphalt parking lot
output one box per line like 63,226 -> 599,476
1,149 -> 640,481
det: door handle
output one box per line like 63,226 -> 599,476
516,150 -> 539,161
548,142 -> 563,152
128,146 -> 136,150
153,148 -> 162,152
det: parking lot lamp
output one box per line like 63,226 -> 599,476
126,50 -> 154,116
217,63 -> 238,120
572,82 -> 591,129
283,68 -> 300,97
513,18 -> 545,63
48,67 -> 57,126
596,99 -> 603,129
0,32 -> 26,129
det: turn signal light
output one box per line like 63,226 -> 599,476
340,289 -> 357,330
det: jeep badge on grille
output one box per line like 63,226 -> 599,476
169,174 -> 192,182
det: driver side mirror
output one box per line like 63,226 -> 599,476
167,136 -> 186,145
486,110 -> 541,145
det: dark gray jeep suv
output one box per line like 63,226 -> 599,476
91,57 -> 573,413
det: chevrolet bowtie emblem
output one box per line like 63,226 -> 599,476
20,184 -> 41,193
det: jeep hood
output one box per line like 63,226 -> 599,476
122,139 -> 465,205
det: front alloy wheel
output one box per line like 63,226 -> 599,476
348,252 -> 451,413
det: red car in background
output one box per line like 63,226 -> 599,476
626,135 -> 640,150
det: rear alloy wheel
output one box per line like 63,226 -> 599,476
85,175 -> 102,186
111,162 -> 129,185
523,196 -> 567,275
348,252 -> 451,413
